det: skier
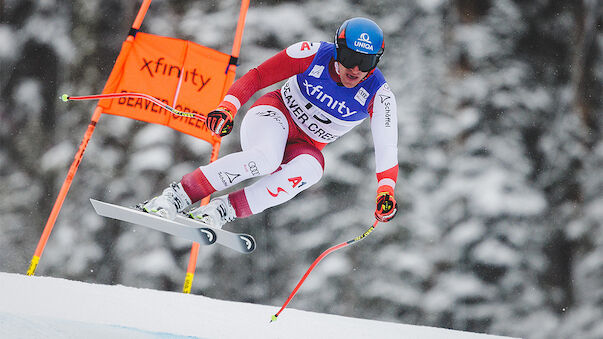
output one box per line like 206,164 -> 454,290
142,17 -> 399,228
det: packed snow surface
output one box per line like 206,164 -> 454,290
0,272 -> 519,339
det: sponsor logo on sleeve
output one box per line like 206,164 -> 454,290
286,41 -> 319,58
378,94 -> 392,128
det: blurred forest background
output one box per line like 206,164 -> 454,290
1,0 -> 601,338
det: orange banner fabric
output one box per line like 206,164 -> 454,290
98,32 -> 236,144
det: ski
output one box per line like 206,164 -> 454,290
90,199 -> 255,254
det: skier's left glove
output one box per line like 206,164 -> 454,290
375,186 -> 397,222
206,107 -> 234,137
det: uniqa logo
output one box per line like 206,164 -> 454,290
354,33 -> 374,51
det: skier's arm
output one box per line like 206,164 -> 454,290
370,83 -> 399,222
216,41 -> 320,115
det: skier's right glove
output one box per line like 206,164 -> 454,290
375,187 -> 397,222
206,107 -> 234,137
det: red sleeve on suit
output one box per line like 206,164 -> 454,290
226,48 -> 315,108
376,165 -> 399,193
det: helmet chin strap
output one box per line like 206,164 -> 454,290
334,61 -> 341,75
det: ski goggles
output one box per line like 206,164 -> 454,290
336,44 -> 381,72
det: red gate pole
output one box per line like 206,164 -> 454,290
26,0 -> 153,276
182,0 -> 250,293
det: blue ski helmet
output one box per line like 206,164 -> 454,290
334,17 -> 385,72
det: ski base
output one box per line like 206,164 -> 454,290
90,199 -> 255,254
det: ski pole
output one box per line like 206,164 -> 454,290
61,92 -> 206,121
270,219 -> 380,322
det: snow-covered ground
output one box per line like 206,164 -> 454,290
0,272 -> 519,339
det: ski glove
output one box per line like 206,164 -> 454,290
206,107 -> 234,137
375,188 -> 397,222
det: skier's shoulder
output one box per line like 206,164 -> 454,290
369,67 -> 387,84
285,41 -> 323,59
362,68 -> 390,94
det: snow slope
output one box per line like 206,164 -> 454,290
0,272 -> 520,339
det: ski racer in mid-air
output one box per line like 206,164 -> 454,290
142,17 -> 399,228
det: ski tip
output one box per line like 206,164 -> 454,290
61,94 -> 69,102
89,198 -> 103,206
89,198 -> 103,214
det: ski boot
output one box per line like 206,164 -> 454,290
141,182 -> 192,220
188,195 -> 236,229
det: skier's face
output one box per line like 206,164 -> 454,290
337,62 -> 368,88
